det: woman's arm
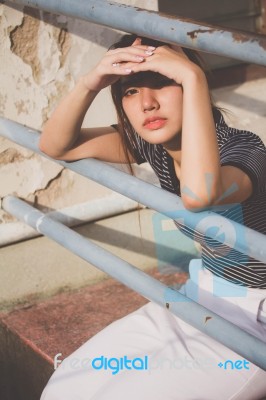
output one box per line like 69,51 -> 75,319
180,67 -> 253,209
39,78 -> 129,162
39,41 -> 154,162
126,45 -> 253,209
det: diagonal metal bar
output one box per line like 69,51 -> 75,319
0,117 -> 266,264
5,0 -> 266,66
2,194 -> 266,371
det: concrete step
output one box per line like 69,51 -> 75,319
0,269 -> 187,400
0,207 -> 193,399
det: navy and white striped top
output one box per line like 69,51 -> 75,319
128,111 -> 266,288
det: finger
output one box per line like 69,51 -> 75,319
132,37 -> 142,46
108,50 -> 155,70
110,66 -> 133,75
117,61 -> 147,73
109,52 -> 146,66
109,45 -> 155,56
124,60 -> 158,74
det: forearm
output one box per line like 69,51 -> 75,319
39,76 -> 98,158
180,69 -> 223,208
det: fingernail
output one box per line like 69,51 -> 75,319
124,68 -> 132,73
145,50 -> 154,55
136,56 -> 144,61
147,46 -> 156,50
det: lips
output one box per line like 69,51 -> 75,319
143,117 -> 167,130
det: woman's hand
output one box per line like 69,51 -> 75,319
123,43 -> 204,86
82,39 -> 155,92
39,38 -> 155,162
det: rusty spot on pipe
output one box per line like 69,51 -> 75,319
187,29 -> 215,40
232,32 -> 253,44
232,32 -> 266,51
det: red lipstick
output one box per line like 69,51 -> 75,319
143,117 -> 167,130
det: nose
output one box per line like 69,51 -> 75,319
141,88 -> 159,112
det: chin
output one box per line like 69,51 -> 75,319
145,131 -> 180,147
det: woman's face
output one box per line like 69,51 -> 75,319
121,72 -> 183,149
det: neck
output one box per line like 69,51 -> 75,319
165,148 -> 182,180
163,134 -> 182,180
163,133 -> 181,160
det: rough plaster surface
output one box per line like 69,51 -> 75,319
0,1 -> 159,225
0,156 -> 63,199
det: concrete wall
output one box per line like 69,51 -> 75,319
0,0 -> 159,225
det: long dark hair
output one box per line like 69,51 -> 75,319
110,34 -> 219,171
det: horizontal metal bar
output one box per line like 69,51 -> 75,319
6,0 -> 266,66
2,195 -> 266,370
1,117 -> 266,264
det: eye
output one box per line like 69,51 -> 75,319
123,88 -> 138,97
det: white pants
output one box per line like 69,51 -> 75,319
41,260 -> 266,400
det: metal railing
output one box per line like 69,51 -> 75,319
3,194 -> 266,371
1,118 -> 266,370
1,0 -> 266,370
5,0 -> 266,66
1,118 -> 266,264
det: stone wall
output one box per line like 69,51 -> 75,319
0,0 -> 158,224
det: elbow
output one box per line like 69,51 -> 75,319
38,119 -> 70,159
182,197 -> 203,212
38,136 -> 65,160
38,138 -> 48,155
181,177 -> 225,212
38,138 -> 53,158
181,193 -> 219,212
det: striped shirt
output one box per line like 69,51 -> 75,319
128,111 -> 266,288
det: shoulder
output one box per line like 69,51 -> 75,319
214,109 -> 266,152
213,109 -> 266,196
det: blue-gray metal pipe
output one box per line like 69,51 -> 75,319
0,117 -> 266,264
2,194 -> 266,371
6,0 -> 266,66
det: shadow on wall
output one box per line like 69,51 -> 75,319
6,1 -> 124,48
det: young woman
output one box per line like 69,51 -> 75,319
40,35 -> 266,399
